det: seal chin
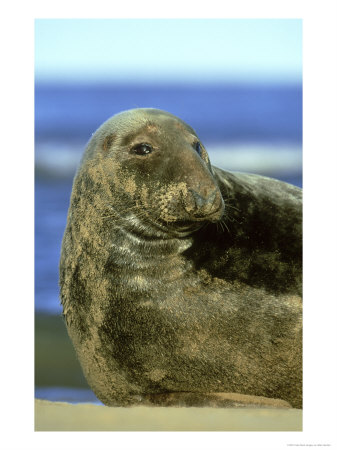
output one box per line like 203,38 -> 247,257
171,221 -> 202,231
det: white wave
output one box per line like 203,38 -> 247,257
207,144 -> 302,176
35,142 -> 83,178
35,142 -> 302,178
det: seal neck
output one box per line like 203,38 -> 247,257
111,213 -> 193,254
105,208 -> 195,278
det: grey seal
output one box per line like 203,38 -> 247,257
60,108 -> 302,408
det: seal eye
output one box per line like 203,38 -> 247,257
194,141 -> 202,156
132,143 -> 153,155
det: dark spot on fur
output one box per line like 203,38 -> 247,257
102,133 -> 116,152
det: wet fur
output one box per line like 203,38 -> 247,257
60,109 -> 302,408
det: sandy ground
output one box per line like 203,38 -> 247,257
35,399 -> 302,432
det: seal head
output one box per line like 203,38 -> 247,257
83,108 -> 224,237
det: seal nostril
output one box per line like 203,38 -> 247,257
191,190 -> 207,209
207,190 -> 217,205
190,189 -> 218,210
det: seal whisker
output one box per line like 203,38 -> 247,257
220,218 -> 230,234
223,200 -> 241,213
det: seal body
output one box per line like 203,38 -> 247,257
60,108 -> 302,408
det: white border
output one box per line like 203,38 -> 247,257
1,1 -> 337,449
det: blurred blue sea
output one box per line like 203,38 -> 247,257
35,83 -> 302,314
35,386 -> 103,404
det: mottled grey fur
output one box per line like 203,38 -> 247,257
60,108 -> 302,408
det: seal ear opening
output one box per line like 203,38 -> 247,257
102,133 -> 117,152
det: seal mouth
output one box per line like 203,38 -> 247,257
129,192 -> 225,236
190,203 -> 225,223
166,205 -> 225,232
